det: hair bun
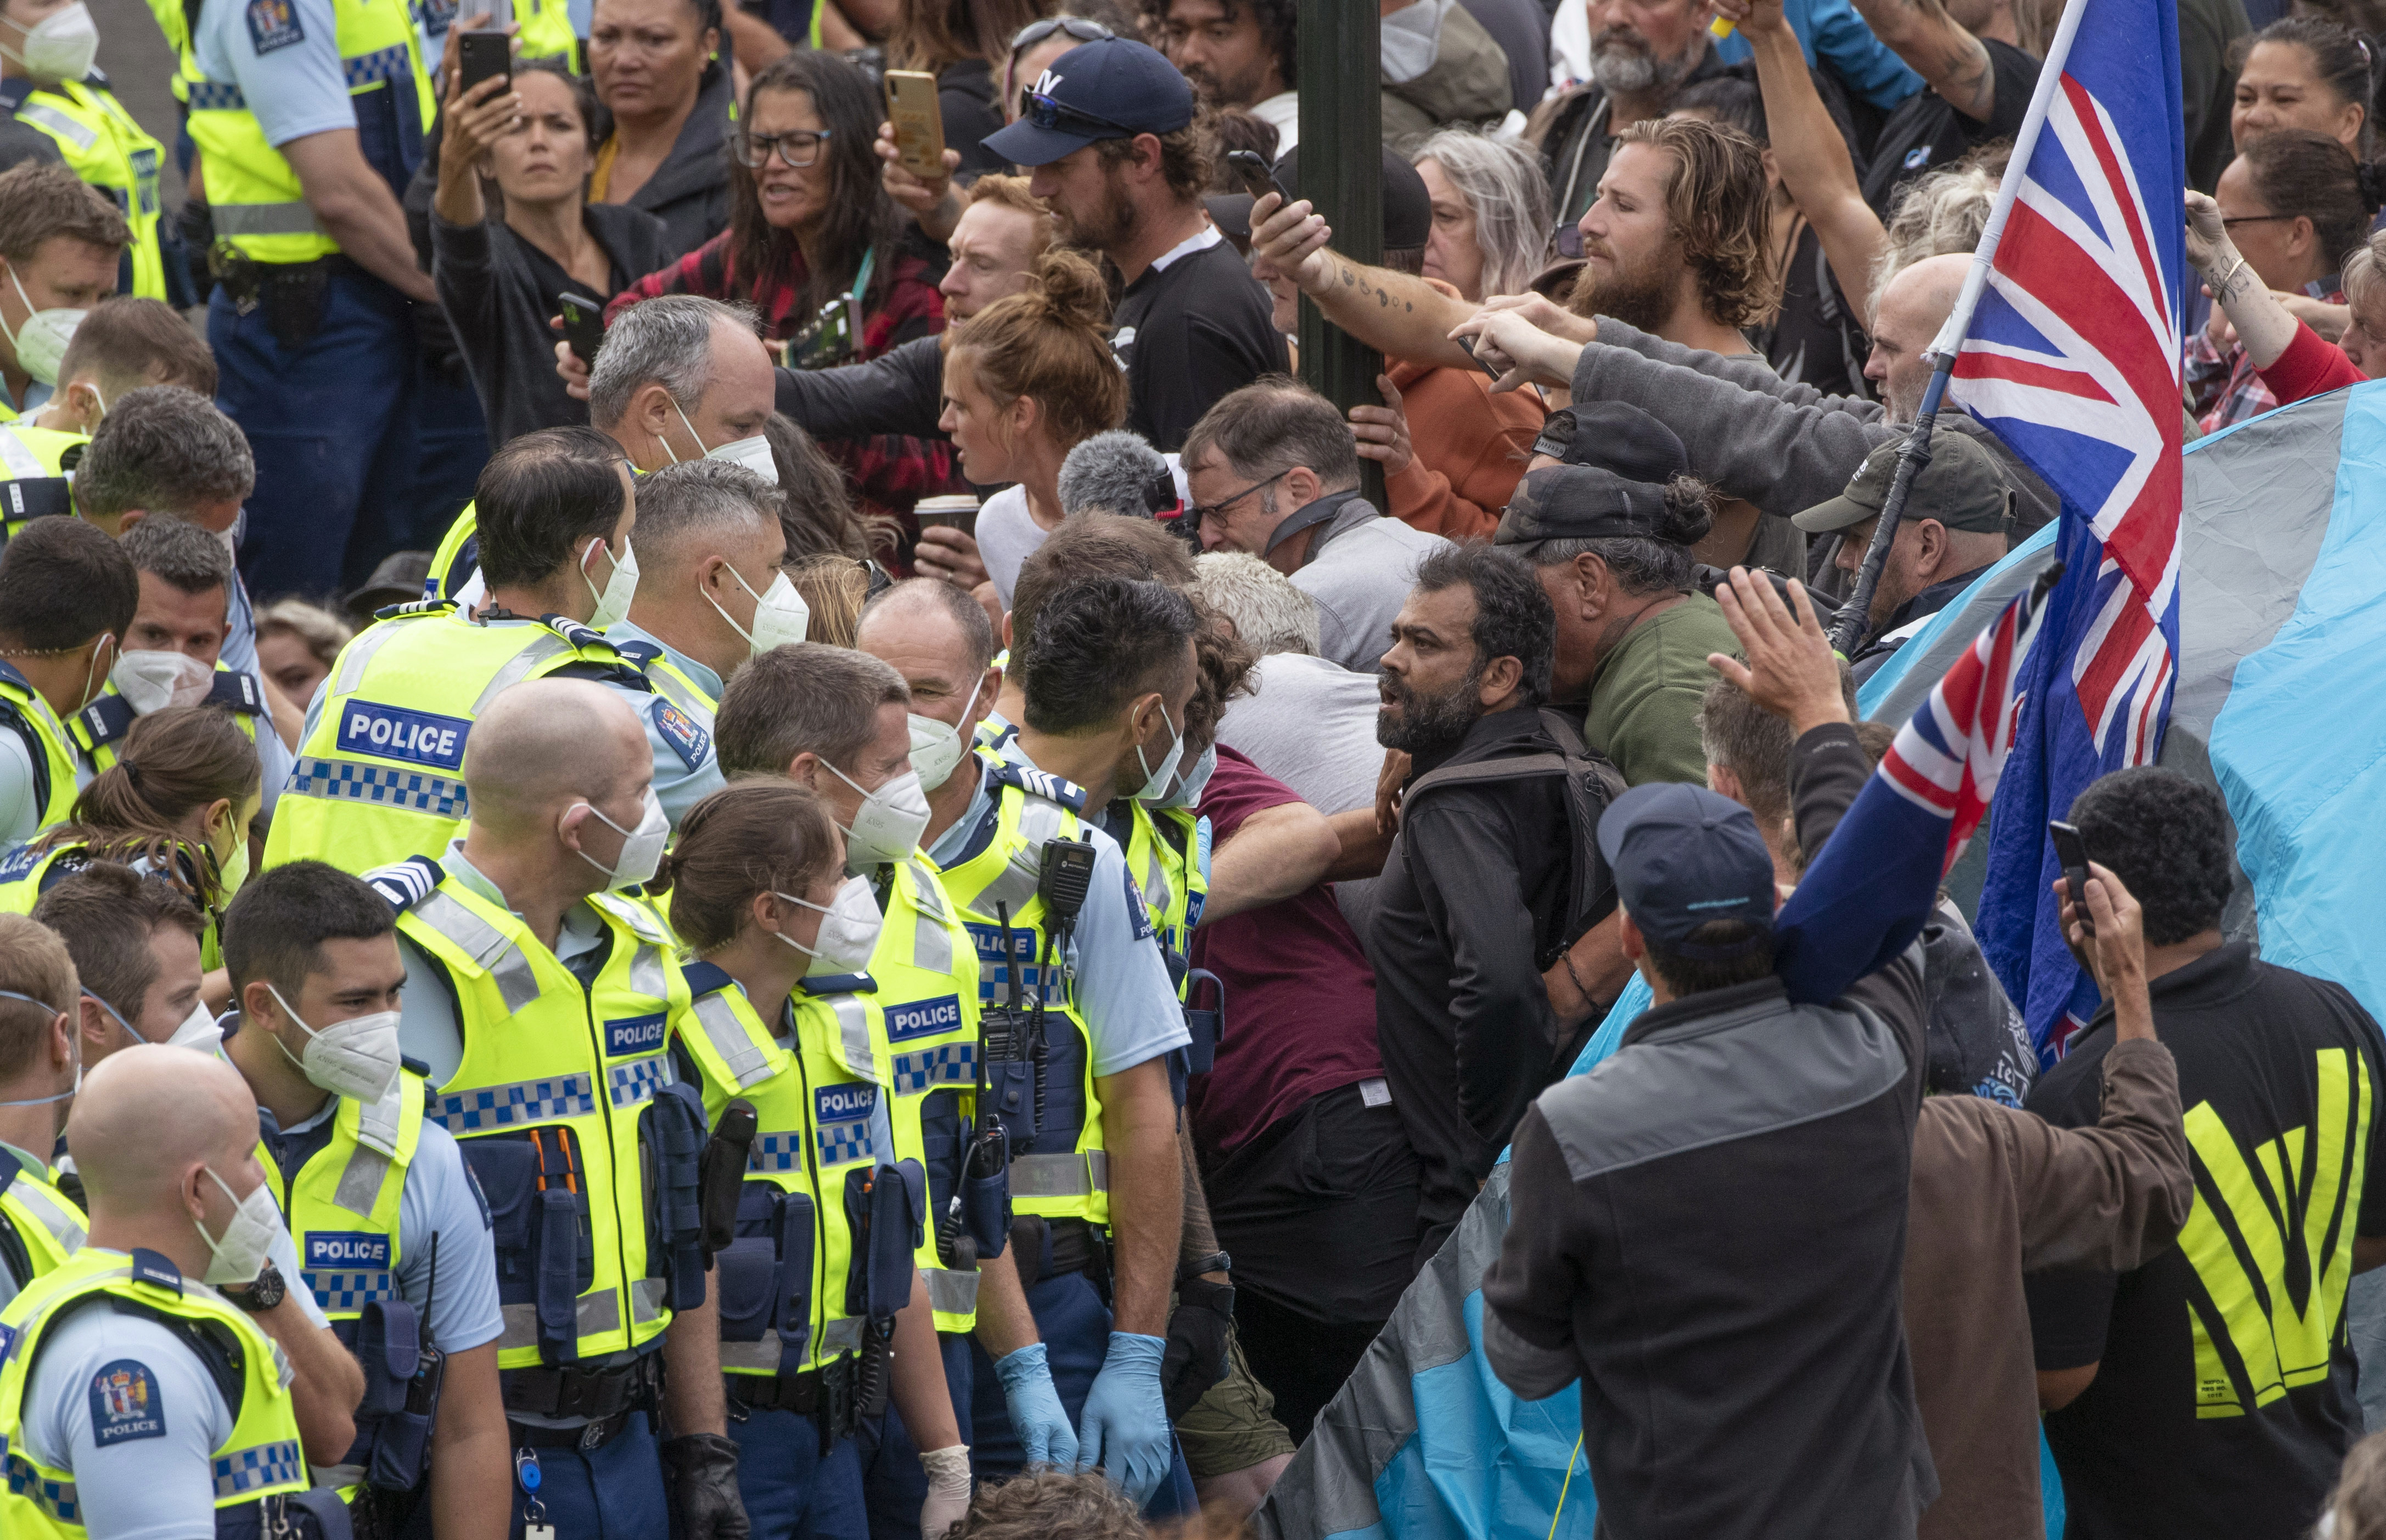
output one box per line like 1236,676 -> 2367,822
2360,158 -> 2386,213
1031,249 -> 1114,334
1657,474 -> 1716,548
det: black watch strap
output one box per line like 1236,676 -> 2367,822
1178,1250 -> 1231,1284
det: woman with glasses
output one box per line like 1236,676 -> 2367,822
585,0 -> 736,256
434,62 -> 676,443
935,249 -> 1128,608
611,49 -> 958,516
2187,128 -> 2383,432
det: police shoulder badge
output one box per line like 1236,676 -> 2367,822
88,1359 -> 166,1445
245,0 -> 305,53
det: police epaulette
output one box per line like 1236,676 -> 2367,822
798,970 -> 878,997
74,692 -> 136,747
362,856 -> 444,914
375,598 -> 458,621
611,638 -> 664,670
982,758 -> 1087,813
680,959 -> 736,999
206,670 -> 263,716
400,1054 -> 431,1080
541,614 -> 609,651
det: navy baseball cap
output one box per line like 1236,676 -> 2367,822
983,37 -> 1195,167
1595,783 -> 1778,956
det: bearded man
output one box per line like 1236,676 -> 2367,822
1536,0 -> 1730,224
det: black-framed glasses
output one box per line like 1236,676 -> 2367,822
1008,15 -> 1112,52
1023,90 -> 1138,139
737,127 -> 830,169
2220,213 -> 2293,228
1188,469 -> 1290,526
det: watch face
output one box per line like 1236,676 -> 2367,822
245,1261 -> 285,1308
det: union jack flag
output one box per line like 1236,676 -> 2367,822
1949,0 -> 2188,1061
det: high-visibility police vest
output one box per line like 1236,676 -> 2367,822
177,0 -> 435,265
423,504 -> 477,605
0,75 -> 167,299
0,1247 -> 312,1536
0,423 -> 83,536
1122,802 -> 1209,969
677,966 -> 883,1380
265,604 -> 653,874
932,756 -> 1109,1229
0,1159 -> 86,1286
856,854 -> 981,1332
373,855 -> 687,1368
0,837 -> 224,969
67,664 -> 266,775
0,661 -> 84,837
512,0 -> 577,65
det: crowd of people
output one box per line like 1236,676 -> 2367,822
0,0 -> 2382,1534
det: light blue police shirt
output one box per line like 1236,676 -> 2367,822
192,0 -> 357,148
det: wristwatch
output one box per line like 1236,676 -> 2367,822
223,1260 -> 286,1312
1178,1250 -> 1231,1284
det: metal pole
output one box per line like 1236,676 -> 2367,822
1827,358 -> 1952,657
1296,0 -> 1385,509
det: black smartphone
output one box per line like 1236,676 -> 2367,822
557,291 -> 606,366
2048,819 -> 2095,938
456,30 -> 511,97
1454,333 -> 1503,381
1225,149 -> 1288,204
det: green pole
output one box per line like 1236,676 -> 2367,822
1295,0 -> 1385,508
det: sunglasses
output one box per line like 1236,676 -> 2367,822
1554,222 -> 1585,258
737,128 -> 831,169
1022,89 -> 1138,139
1008,15 -> 1113,51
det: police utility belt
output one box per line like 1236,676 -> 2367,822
209,242 -> 364,350
500,1350 -> 660,1449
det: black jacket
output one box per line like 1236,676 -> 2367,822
774,333 -> 945,443
1483,722 -> 1936,1539
605,63 -> 734,262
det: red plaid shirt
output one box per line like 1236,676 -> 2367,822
608,231 -> 962,513
2186,277 -> 2343,434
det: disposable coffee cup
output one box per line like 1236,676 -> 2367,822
914,495 -> 980,538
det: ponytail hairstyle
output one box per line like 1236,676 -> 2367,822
942,250 -> 1129,459
2237,16 -> 2378,149
45,705 -> 261,907
2238,127 -> 2383,275
653,780 -> 843,954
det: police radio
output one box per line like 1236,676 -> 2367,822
976,902 -> 1041,1149
1029,836 -> 1097,1129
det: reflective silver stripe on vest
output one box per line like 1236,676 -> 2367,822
15,103 -> 96,151
430,1072 -> 596,1133
214,1439 -> 305,1497
332,1145 -> 391,1218
820,1316 -> 864,1355
690,993 -> 773,1091
285,757 -> 468,820
719,1339 -> 781,1371
628,942 -> 669,1000
0,428 -> 44,479
1139,842 -> 1171,921
631,1277 -> 668,1325
343,42 -> 412,86
923,1267 -> 978,1317
490,1285 -> 621,1349
825,992 -> 876,1081
647,665 -> 709,718
9,1184 -> 85,1254
471,634 -> 571,715
496,1301 -> 537,1350
1008,1150 -> 1107,1197
957,794 -> 1069,918
334,612 -> 416,696
910,897 -> 953,976
209,201 -> 328,236
412,891 -> 541,1013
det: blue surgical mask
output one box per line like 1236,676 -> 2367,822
1155,743 -> 1217,810
0,988 -> 76,1105
1130,703 -> 1184,804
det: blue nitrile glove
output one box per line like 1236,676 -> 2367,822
993,1342 -> 1080,1470
1076,1331 -> 1171,1507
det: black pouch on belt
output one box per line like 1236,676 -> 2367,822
261,262 -> 331,352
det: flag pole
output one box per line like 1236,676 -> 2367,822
1827,0 -> 2097,657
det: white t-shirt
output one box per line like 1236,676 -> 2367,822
1215,650 -> 1389,936
980,458 -> 1194,612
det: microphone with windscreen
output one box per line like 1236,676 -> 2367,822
1058,431 -> 1192,544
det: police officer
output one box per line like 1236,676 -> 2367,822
173,0 -> 456,602
67,518 -> 284,814
916,575 -> 1199,1511
374,677 -> 742,1538
0,914 -> 89,1313
659,779 -> 974,1540
220,860 -> 508,1538
0,161 -> 123,422
602,459 -> 800,805
0,1047 -> 348,1537
714,638 -> 1062,1535
0,0 -> 173,301
0,516 -> 136,842
424,294 -> 781,610
265,426 -> 706,874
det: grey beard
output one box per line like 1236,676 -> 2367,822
1589,39 -> 1694,101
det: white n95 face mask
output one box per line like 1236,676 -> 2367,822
581,535 -> 640,630
0,1 -> 99,82
907,674 -> 984,793
574,785 -> 667,889
167,999 -> 224,1053
669,399 -> 780,485
2,268 -> 85,387
111,648 -> 215,715
195,1166 -> 282,1287
706,564 -> 809,657
266,983 -> 402,1104
822,761 -> 930,870
773,876 -> 884,974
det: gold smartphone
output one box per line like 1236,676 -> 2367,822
883,69 -> 948,179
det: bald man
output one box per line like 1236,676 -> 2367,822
1861,254 -> 1969,425
368,678 -> 743,1540
0,1048 -> 346,1538
606,460 -> 798,749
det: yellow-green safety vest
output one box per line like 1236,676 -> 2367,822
381,855 -> 686,1367
856,853 -> 983,1332
423,503 -> 477,605
0,1246 -> 312,1537
0,662 -> 85,838
1122,802 -> 1209,971
677,966 -> 883,1379
67,662 -> 266,776
264,603 -> 653,874
178,0 -> 435,264
0,1158 -> 85,1285
932,755 -> 1109,1229
0,75 -> 167,299
512,0 -> 577,66
0,423 -> 85,535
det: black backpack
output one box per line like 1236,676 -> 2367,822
1398,707 -> 1627,971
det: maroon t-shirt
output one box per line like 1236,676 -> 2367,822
1186,746 -> 1382,1156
